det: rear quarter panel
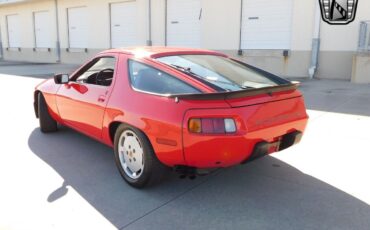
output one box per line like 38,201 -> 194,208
102,54 -> 230,166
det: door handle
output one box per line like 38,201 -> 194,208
98,95 -> 106,103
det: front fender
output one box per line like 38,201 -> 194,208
34,78 -> 62,123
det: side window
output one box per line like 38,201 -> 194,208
74,57 -> 116,86
128,60 -> 200,95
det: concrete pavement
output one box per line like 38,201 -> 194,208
0,61 -> 79,78
0,69 -> 369,229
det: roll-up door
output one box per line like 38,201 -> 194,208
167,0 -> 202,48
241,0 -> 293,49
34,11 -> 51,48
7,14 -> 20,48
68,7 -> 88,49
110,1 -> 139,48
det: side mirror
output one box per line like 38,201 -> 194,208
54,74 -> 69,84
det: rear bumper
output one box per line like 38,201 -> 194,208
182,117 -> 308,168
181,94 -> 308,168
242,131 -> 303,164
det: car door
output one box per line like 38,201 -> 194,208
56,55 -> 118,140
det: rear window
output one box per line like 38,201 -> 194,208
156,55 -> 282,92
128,60 -> 201,95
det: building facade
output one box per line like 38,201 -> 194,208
0,0 -> 369,82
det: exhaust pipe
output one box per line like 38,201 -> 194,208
174,166 -> 212,180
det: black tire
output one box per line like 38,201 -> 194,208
38,93 -> 58,133
114,124 -> 168,188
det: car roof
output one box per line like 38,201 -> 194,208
100,46 -> 228,59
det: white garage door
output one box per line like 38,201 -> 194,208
110,1 -> 139,48
241,0 -> 293,49
68,7 -> 88,49
7,14 -> 20,48
34,11 -> 51,48
167,0 -> 202,48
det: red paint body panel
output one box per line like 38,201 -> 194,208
34,47 -> 309,168
183,96 -> 308,168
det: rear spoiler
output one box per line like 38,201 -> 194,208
169,83 -> 299,101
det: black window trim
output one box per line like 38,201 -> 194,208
127,58 -> 203,97
230,58 -> 291,85
70,55 -> 117,87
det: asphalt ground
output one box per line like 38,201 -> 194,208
0,62 -> 369,230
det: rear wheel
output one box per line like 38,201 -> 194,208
38,93 -> 58,133
114,124 -> 167,188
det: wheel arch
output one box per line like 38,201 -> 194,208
34,90 -> 41,118
109,121 -> 122,144
108,121 -> 153,149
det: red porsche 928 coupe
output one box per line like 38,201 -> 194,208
34,47 -> 308,188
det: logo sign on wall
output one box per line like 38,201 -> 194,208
318,0 -> 359,25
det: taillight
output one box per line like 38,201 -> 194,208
188,118 -> 237,134
188,118 -> 202,133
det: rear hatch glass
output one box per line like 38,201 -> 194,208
156,55 -> 290,92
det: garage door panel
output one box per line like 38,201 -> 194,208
241,0 -> 293,50
68,7 -> 88,49
110,1 -> 139,48
34,11 -> 51,48
167,0 -> 201,48
7,15 -> 20,48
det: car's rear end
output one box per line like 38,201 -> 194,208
180,86 -> 308,168
153,52 -> 308,169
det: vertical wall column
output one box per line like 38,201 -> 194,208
0,25 -> 3,59
54,0 -> 61,62
238,0 -> 243,55
309,0 -> 322,78
147,0 -> 152,46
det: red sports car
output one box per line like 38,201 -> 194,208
34,47 -> 308,188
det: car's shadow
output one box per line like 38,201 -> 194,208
28,127 -> 370,229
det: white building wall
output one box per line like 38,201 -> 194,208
0,0 -> 369,80
318,0 -> 370,80
201,0 -> 240,50
0,0 -> 58,62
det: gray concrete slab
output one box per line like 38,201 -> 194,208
0,73 -> 369,230
0,61 -> 79,78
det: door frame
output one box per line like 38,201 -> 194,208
56,53 -> 119,138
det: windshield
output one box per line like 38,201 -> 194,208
156,55 -> 280,92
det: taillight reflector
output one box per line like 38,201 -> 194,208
189,118 -> 236,134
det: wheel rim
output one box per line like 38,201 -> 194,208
118,130 -> 144,180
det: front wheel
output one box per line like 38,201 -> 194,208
114,124 -> 167,188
